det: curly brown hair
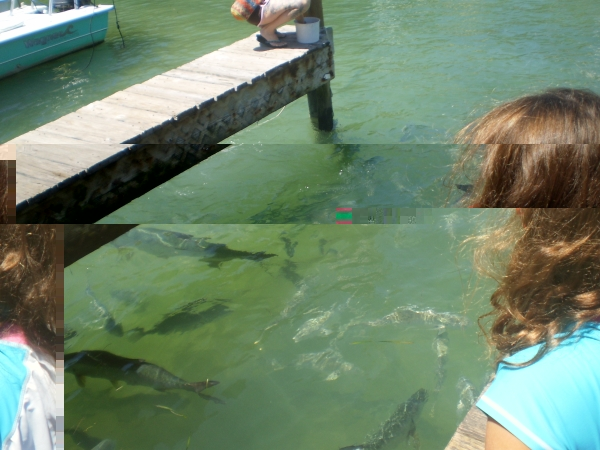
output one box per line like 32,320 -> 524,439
470,209 -> 600,368
0,225 -> 58,358
448,88 -> 600,207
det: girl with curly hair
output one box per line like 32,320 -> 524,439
0,225 -> 58,449
451,88 -> 600,449
450,88 -> 600,208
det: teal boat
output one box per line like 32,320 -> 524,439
0,0 -> 113,79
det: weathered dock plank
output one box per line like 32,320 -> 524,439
12,25 -> 334,223
445,383 -> 490,450
126,83 -> 213,105
102,90 -> 197,118
141,75 -> 226,99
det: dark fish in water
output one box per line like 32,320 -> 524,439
433,326 -> 449,393
65,350 -> 220,402
340,388 -> 429,450
368,305 -> 468,329
280,259 -> 303,285
86,286 -> 123,337
130,299 -> 231,338
456,184 -> 473,194
114,227 -> 276,268
281,236 -> 298,258
456,377 -> 476,418
92,440 -> 117,450
319,238 -> 327,255
454,184 -> 474,206
65,327 -> 77,341
429,326 -> 449,417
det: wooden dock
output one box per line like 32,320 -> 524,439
445,382 -> 490,450
10,25 -> 334,223
445,401 -> 487,449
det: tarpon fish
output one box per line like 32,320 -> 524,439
455,184 -> 474,206
340,388 -> 429,450
281,236 -> 298,258
114,227 -> 277,268
280,259 -> 303,285
296,348 -> 354,381
129,299 -> 230,339
65,350 -> 220,402
368,305 -> 468,329
456,377 -> 476,417
65,327 -> 77,341
86,286 -> 123,337
293,310 -> 333,342
429,326 -> 449,417
433,326 -> 449,393
456,184 -> 473,194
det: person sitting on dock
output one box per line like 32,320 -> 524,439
448,87 -> 600,207
231,0 -> 311,48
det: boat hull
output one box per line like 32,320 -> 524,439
0,5 -> 113,79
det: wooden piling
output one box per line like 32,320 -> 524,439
305,0 -> 334,131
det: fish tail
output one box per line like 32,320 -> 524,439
187,379 -> 219,395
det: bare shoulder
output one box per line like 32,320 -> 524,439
485,417 -> 530,450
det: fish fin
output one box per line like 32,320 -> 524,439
188,379 -> 219,394
199,393 -> 226,404
126,327 -> 146,341
205,260 -> 221,269
76,375 -> 86,388
407,420 -> 420,449
110,380 -> 121,389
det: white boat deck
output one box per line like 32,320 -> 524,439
0,4 -> 113,43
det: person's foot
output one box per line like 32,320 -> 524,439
259,27 -> 282,42
256,34 -> 288,48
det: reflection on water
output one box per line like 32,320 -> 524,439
66,214 -> 497,449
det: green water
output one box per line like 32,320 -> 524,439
65,211 -> 501,450
3,0 -> 599,221
98,146 -> 463,224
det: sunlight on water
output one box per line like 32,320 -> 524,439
66,211 -> 501,449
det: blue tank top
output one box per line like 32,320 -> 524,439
477,323 -> 600,450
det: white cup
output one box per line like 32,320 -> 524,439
295,17 -> 320,44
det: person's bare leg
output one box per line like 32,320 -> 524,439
259,0 -> 310,41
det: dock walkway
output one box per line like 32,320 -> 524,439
11,25 -> 334,223
445,401 -> 487,449
445,382 -> 490,450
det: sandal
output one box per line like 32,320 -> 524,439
256,34 -> 288,48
